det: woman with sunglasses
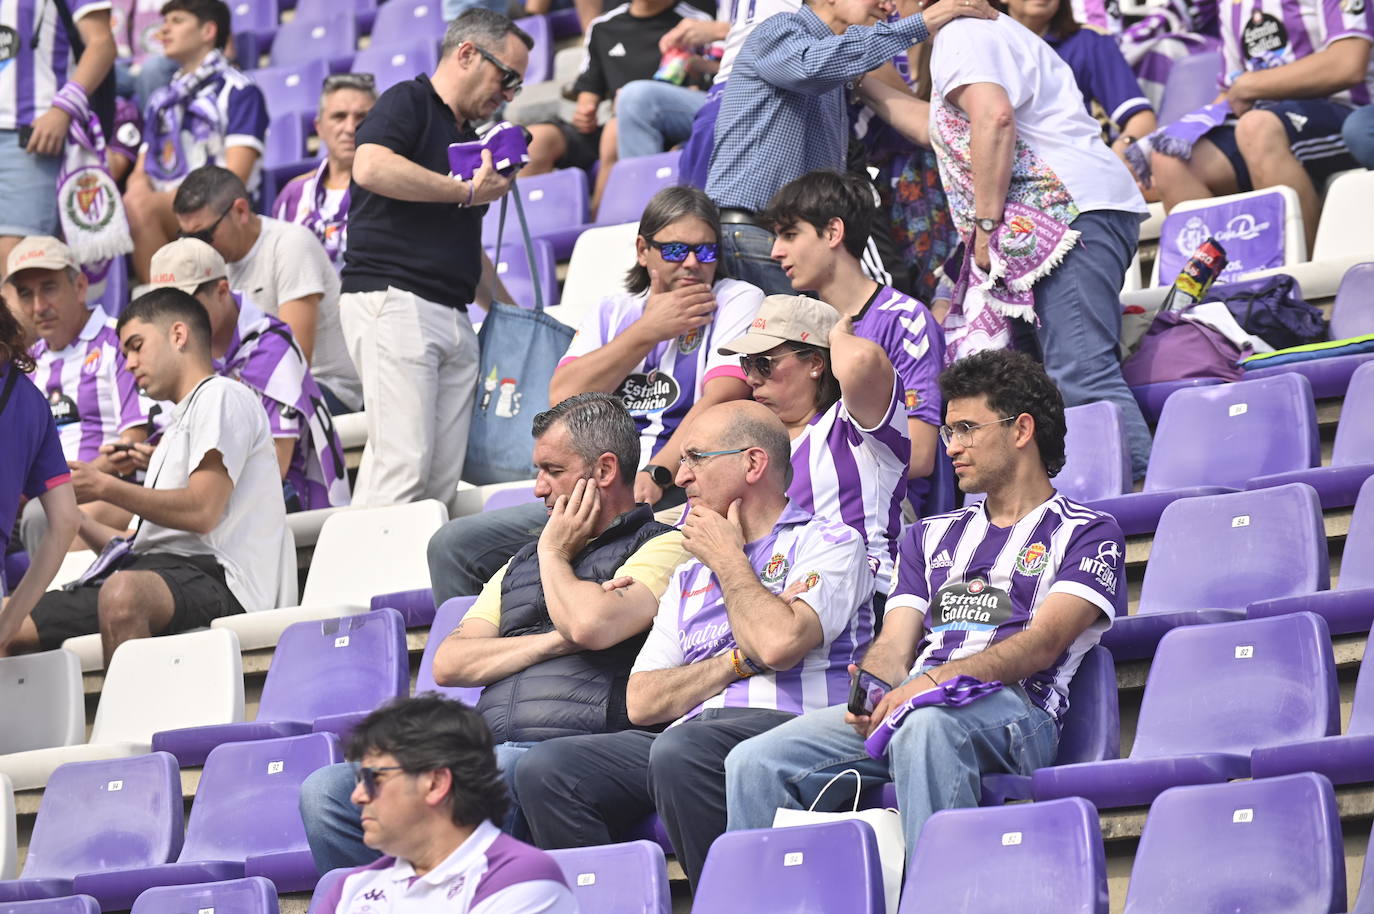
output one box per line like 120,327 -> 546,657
718,294 -> 909,604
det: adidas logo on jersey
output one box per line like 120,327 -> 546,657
608,42 -> 627,56
1286,111 -> 1309,132
930,549 -> 954,568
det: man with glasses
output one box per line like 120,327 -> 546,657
315,695 -> 577,914
723,348 -> 1125,863
516,398 -> 874,891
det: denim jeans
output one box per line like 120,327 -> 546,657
1341,104 -> 1374,169
299,742 -> 537,874
719,222 -> 794,296
723,680 -> 1058,863
616,80 -> 708,160
426,501 -> 548,602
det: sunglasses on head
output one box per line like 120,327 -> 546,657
738,347 -> 815,379
474,45 -> 524,95
646,239 -> 718,263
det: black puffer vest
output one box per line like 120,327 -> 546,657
475,504 -> 672,743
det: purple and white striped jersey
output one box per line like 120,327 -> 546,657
29,306 -> 151,462
0,0 -> 110,130
560,278 -> 762,465
322,821 -> 578,914
889,494 -> 1125,722
1222,0 -> 1374,107
1069,0 -> 1123,34
787,385 -> 909,595
632,501 -> 874,724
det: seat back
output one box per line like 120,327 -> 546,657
1053,401 -> 1132,502
0,898 -> 102,913
1124,773 -> 1343,914
295,0 -> 377,30
131,876 -> 279,914
1347,630 -> 1374,735
0,649 -> 84,754
370,0 -> 444,47
899,796 -> 1106,913
91,629 -> 245,745
251,60 -> 330,121
264,112 -> 306,168
558,221 -> 639,328
1144,373 -> 1318,492
302,499 -> 448,605
1152,186 -> 1305,286
415,597 -> 482,703
230,0 -> 278,36
548,841 -> 671,914
1331,263 -> 1374,339
1333,361 -> 1374,468
1341,475 -> 1374,593
277,525 -> 299,607
486,240 -> 557,310
1157,50 -> 1223,124
1314,172 -> 1374,261
692,821 -> 883,913
0,773 -> 14,880
180,733 -> 341,864
514,14 -> 553,84
305,868 -> 350,914
1056,645 -> 1120,765
483,484 -> 539,512
483,169 -> 589,243
270,17 -> 357,69
259,609 -> 408,724
1130,613 -> 1338,760
21,752 -> 183,880
1139,483 -> 1329,616
351,39 -> 439,94
596,151 -> 683,226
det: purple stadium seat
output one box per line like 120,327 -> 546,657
1356,822 -> 1374,914
1053,401 -> 1132,502
1087,373 -> 1318,535
0,899 -> 101,914
370,587 -> 437,628
351,39 -> 439,94
1247,474 -> 1374,634
1032,613 -> 1338,809
231,0 -> 279,60
484,170 -> 590,260
1157,50 -> 1224,124
264,113 -> 306,168
1245,359 -> 1374,507
693,820 -> 884,914
130,876 -> 279,914
152,609 -> 407,765
514,15 -> 553,85
483,484 -> 540,512
295,0 -> 379,33
72,733 -> 342,908
1129,377 -> 1225,425
269,17 -> 358,74
899,797 -> 1107,914
0,753 -> 183,903
1101,482 -> 1329,660
416,596 -> 483,704
370,0 -> 444,49
1,551 -> 26,595
305,868 -> 349,914
548,6 -> 582,38
250,60 -> 330,122
595,151 -> 683,227
1122,773 -> 1344,914
484,241 -> 558,310
548,841 -> 671,914
915,450 -> 956,517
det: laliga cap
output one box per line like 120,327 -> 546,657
6,236 -> 78,279
718,294 -> 841,356
147,238 -> 228,293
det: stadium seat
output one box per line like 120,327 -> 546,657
515,15 -> 553,85
72,733 -> 341,907
595,151 -> 683,227
1151,186 -> 1306,287
1122,773 -> 1344,914
485,240 -> 558,310
0,650 -> 84,755
130,876 -> 279,914
1129,377 -> 1225,426
0,630 -> 244,790
1312,171 -> 1374,263
269,17 -> 358,73
334,410 -> 367,450
295,0 -> 379,33
484,169 -> 590,260
212,500 -> 447,650
548,841 -> 671,914
305,868 -> 348,914
915,451 -> 957,517
1086,373 -> 1319,536
0,898 -> 100,914
692,820 -> 884,914
1247,475 -> 1374,634
230,0 -> 279,65
1053,401 -> 1132,502
264,112 -> 306,168
1032,613 -> 1338,809
554,221 -> 638,329
0,775 -> 14,881
351,39 -> 439,94
1101,483 -> 1329,660
251,60 -> 330,123
483,484 -> 540,512
451,479 -> 543,518
899,796 -> 1107,913
1156,49 -> 1223,124
370,587 -> 437,627
415,596 -> 482,704
0,752 -> 183,903
370,0 -> 444,48
153,609 -> 407,766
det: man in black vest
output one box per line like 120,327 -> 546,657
298,392 -> 688,874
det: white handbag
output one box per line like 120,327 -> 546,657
772,769 -> 905,914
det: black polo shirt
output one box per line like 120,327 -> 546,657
341,74 -> 485,309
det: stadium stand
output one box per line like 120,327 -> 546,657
0,652 -> 84,756
481,168 -> 590,259
0,776 -> 13,882
415,596 -> 480,702
548,841 -> 672,914
0,898 -> 100,914
130,876 -> 281,914
483,239 -> 558,310
1150,186 -> 1308,287
595,150 -> 684,227
349,40 -> 440,95
1054,401 -> 1133,502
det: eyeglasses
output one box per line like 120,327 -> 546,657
938,415 -> 1017,447
353,763 -> 407,798
679,446 -> 749,468
323,72 -> 377,93
738,348 -> 814,380
179,201 -> 235,245
474,45 -> 523,96
645,239 -> 719,263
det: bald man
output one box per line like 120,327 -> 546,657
516,399 -> 876,889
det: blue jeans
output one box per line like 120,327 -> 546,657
720,222 -> 794,296
615,80 -> 707,160
0,130 -> 60,237
723,681 -> 1057,863
1341,104 -> 1374,169
426,501 -> 548,602
299,742 -> 536,874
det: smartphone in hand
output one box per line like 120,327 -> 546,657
847,668 -> 891,716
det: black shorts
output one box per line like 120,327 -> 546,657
539,117 -> 603,171
30,551 -> 244,651
1205,98 -> 1358,192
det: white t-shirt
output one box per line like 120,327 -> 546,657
133,376 -> 287,613
228,217 -> 361,411
716,0 -> 801,83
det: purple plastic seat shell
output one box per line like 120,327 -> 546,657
1129,376 -> 1225,425
305,869 -> 350,914
269,16 -> 358,73
369,0 -> 445,48
482,169 -> 590,261
350,39 -> 439,95
1157,49 -> 1223,123
416,597 -> 483,704
483,242 -> 558,311
595,151 -> 683,227
548,841 -> 671,914
250,60 -> 330,121
0,897 -> 102,914
369,586 -> 437,628
1053,401 -> 1132,502
129,876 -> 279,914
1245,351 -> 1374,400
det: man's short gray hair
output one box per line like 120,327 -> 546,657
724,410 -> 793,488
531,392 -> 641,488
440,7 -> 534,58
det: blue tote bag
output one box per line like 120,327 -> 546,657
463,181 -> 575,484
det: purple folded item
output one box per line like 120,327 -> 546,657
1125,99 -> 1231,185
864,675 -> 1005,760
448,121 -> 530,180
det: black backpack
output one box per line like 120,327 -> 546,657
1203,274 -> 1330,351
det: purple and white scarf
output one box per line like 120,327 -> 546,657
143,49 -> 230,187
276,159 -> 351,269
1124,99 -> 1231,186
51,83 -> 133,265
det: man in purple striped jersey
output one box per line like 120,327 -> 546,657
516,399 -> 874,890
725,349 -> 1125,861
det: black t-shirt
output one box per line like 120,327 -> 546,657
341,75 -> 484,309
571,2 -> 711,99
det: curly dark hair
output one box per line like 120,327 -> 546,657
938,350 -> 1068,476
0,290 -> 35,373
346,695 -> 510,828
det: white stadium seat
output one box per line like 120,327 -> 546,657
334,411 -> 368,450
553,222 -> 640,330
1,773 -> 15,880
1150,186 -> 1306,286
0,650 -> 85,754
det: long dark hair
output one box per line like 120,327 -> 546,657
625,185 -> 727,295
0,291 -> 35,373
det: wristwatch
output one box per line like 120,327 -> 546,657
642,464 -> 674,490
976,216 -> 1002,234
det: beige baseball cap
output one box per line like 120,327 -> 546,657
148,238 -> 228,293
718,294 -> 841,356
6,236 -> 78,279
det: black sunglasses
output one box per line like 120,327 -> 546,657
474,45 -> 523,96
179,201 -> 235,245
646,239 -> 719,263
353,763 -> 407,798
739,348 -> 815,380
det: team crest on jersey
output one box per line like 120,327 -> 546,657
82,349 -> 103,376
803,571 -> 821,591
1015,542 -> 1049,576
904,389 -> 921,410
62,168 -> 119,234
678,326 -> 703,354
762,552 -> 789,584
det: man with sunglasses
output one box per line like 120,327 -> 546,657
724,349 -> 1125,864
340,8 -> 532,511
